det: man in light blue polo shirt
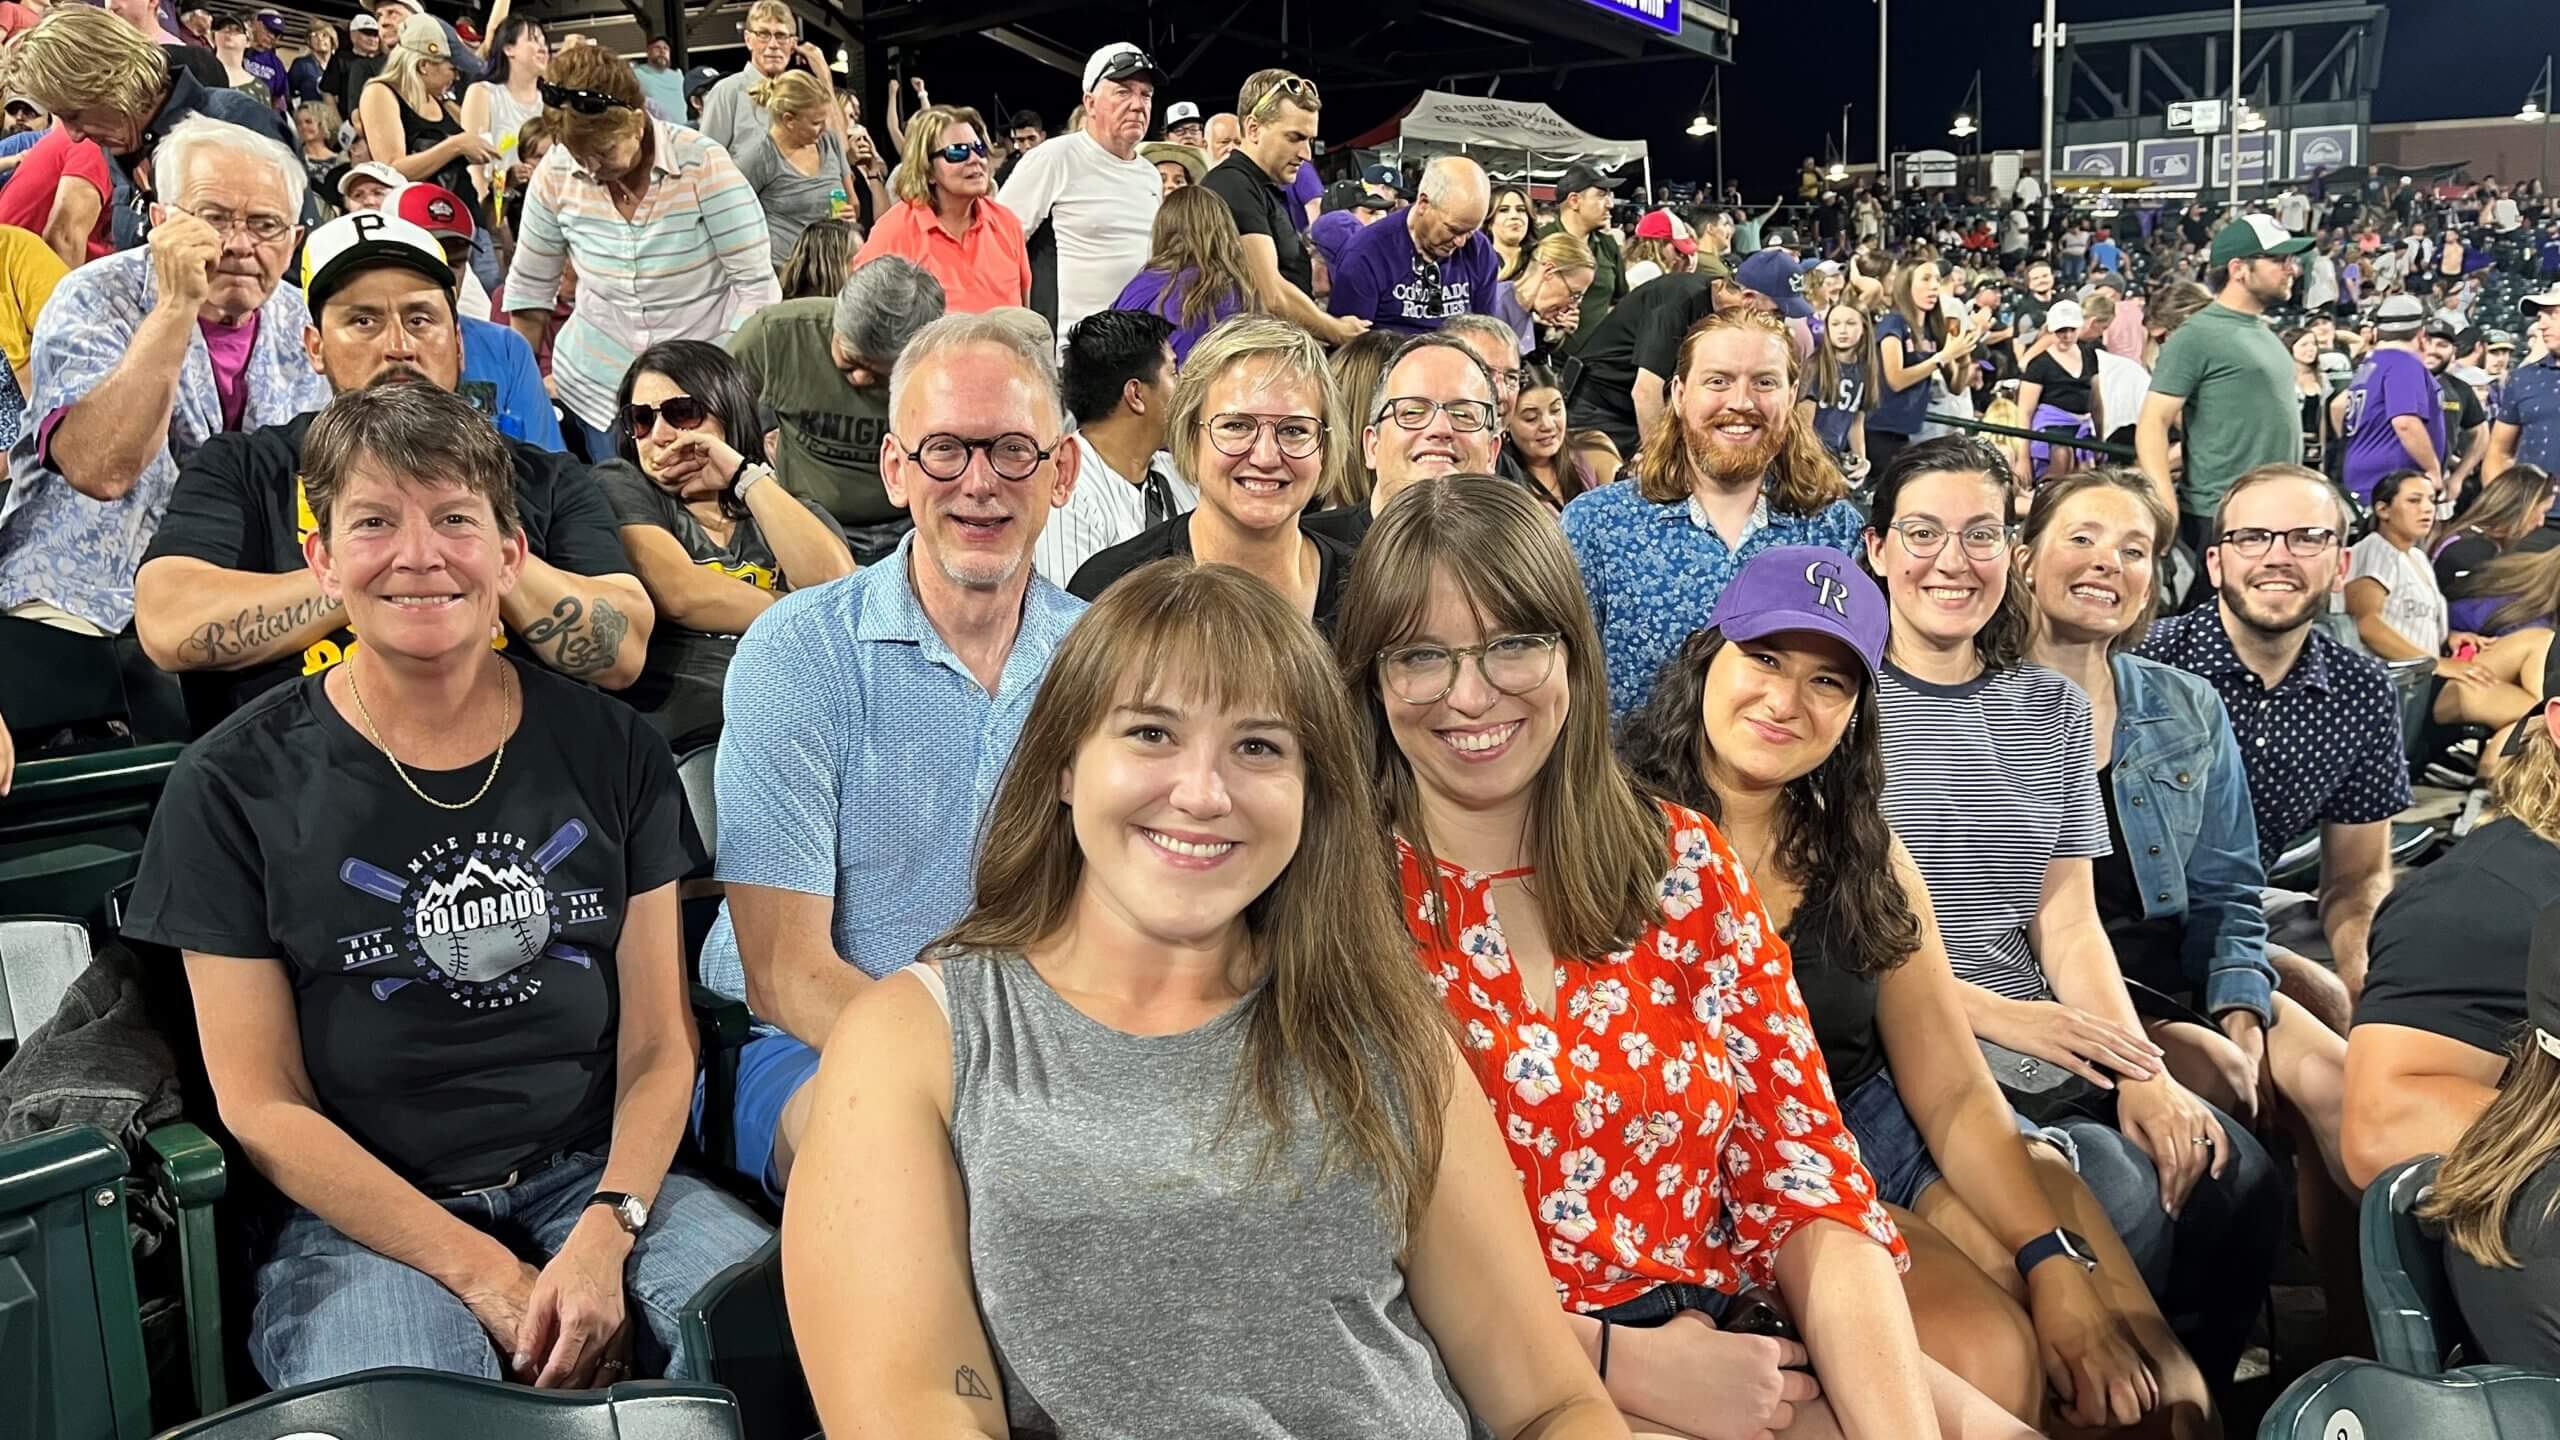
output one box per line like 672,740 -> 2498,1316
2488,286 -> 2560,480
698,312 -> 1088,1198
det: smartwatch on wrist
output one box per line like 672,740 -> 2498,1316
731,460 -> 775,503
2015,1227 -> 2098,1280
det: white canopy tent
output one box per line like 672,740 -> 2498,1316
1347,90 -> 1652,199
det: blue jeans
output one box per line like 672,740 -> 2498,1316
247,1150 -> 770,1389
2048,1106 -> 2286,1383
692,1031 -> 823,1205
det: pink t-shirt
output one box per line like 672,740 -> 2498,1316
199,314 -> 259,434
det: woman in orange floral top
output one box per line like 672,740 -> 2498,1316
1336,478 -> 2037,1440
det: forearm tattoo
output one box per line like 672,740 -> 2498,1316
954,1366 -> 993,1400
179,594 -> 334,666
521,594 -> 629,679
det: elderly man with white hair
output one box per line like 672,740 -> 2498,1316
996,41 -> 1162,346
0,115 -> 330,637
1326,153 -> 1497,334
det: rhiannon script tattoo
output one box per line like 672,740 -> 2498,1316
521,594 -> 628,679
179,594 -> 335,665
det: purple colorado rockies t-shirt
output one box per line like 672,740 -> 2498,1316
2341,346 -> 2446,503
1326,214 -> 1500,335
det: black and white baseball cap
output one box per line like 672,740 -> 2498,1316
300,212 -> 454,315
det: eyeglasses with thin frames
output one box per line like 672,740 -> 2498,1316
1884,518 -> 2012,561
1374,397 -> 1498,434
1376,633 -> 1563,707
169,202 -> 294,245
1200,413 -> 1325,459
2217,525 -> 2340,559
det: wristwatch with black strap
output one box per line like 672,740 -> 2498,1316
2015,1227 -> 2098,1280
587,1190 -> 651,1236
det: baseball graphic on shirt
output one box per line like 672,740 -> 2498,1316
334,819 -> 603,1008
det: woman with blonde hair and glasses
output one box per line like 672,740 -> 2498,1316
783,559 -> 1631,1440
1339,478 -> 2042,1440
1489,229 -> 1594,367
504,44 -> 778,461
357,14 -> 496,224
735,68 -> 854,269
1110,185 -> 1255,364
1070,316 -> 1356,629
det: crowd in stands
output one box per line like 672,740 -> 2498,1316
5,3 -> 2560,1436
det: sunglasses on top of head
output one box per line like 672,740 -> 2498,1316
540,80 -> 637,115
626,396 -> 711,438
936,140 -> 989,164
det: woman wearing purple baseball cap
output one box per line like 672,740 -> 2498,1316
1622,541 -> 2204,1435
1338,478 -> 2040,1440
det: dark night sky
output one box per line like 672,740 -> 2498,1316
865,0 -> 2541,198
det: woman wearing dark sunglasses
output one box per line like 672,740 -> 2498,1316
599,340 -> 855,746
852,103 -> 1031,315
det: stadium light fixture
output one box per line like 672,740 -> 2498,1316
2524,55 -> 2552,120
1949,71 -> 1982,141
1689,70 -> 1720,139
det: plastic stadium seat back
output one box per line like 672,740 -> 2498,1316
0,917 -> 91,1056
2362,1154 -> 2475,1373
678,1238 -> 815,1440
156,1368 -> 744,1440
2258,1358 -> 2560,1440
0,746 -> 185,930
0,1123 -> 155,1440
677,744 -> 718,865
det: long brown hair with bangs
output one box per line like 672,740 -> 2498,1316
1635,310 -> 1849,516
936,558 -> 1451,1243
1334,477 -> 1669,961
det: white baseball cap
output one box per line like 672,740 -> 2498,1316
1081,43 -> 1158,94
2525,285 -> 2560,315
300,212 -> 453,314
2045,300 -> 2086,331
1164,100 -> 1201,126
335,160 -> 405,203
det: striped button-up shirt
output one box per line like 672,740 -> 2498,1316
505,120 -> 780,434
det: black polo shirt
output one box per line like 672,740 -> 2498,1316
1201,150 -> 1313,297
140,409 -> 634,729
1068,511 -> 1354,633
2134,605 -> 2412,865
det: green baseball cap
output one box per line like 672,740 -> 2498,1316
2208,214 -> 2314,269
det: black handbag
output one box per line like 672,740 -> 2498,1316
1977,1037 -> 2118,1127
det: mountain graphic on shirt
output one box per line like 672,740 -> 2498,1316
412,853 -> 555,985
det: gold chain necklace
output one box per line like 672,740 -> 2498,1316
345,660 -> 513,812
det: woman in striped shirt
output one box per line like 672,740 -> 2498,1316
502,44 -> 780,461
1862,436 -> 2286,1395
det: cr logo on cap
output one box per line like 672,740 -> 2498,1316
1805,559 -> 1850,616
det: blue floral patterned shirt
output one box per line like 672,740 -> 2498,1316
1561,479 -> 1866,719
0,248 -> 330,631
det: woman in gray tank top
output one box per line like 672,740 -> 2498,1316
779,558 -> 1629,1440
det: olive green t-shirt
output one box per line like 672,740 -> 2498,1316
2146,300 -> 2302,513
724,297 -> 901,527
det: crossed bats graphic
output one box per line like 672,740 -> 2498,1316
336,819 -> 595,1000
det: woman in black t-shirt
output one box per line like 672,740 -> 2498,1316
1621,546 -> 2191,1435
602,340 -> 854,748
2013,302 -> 2104,487
123,386 -> 768,1392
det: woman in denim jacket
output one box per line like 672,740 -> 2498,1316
2019,468 -> 2351,1192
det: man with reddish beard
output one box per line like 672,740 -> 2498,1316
1562,309 -> 1862,719
2139,463 -> 2408,1031
698,312 -> 1087,1200
1299,332 -> 1501,550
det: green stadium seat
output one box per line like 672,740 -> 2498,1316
156,1367 -> 743,1439
0,1123 -> 154,1440
678,1238 -> 815,1440
2258,1358 -> 2560,1440
2362,1153 -> 2474,1374
0,746 -> 186,932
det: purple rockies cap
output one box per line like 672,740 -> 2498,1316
1707,545 -> 1889,683
1735,249 -> 1816,321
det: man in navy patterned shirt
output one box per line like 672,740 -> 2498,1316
1562,308 -> 1862,719
2139,462 -> 2411,1029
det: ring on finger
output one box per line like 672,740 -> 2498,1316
2191,1134 -> 2214,1148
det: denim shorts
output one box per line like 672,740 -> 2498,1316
1841,1067 -> 2065,1209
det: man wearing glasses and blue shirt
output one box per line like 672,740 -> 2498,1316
2139,462 -> 2412,1031
699,312 -> 1086,1200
